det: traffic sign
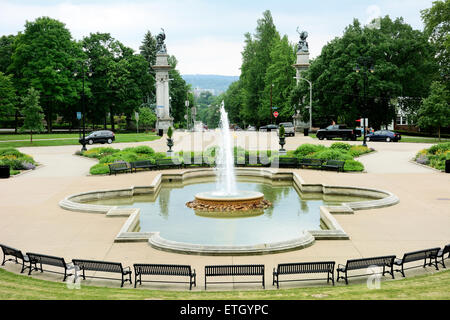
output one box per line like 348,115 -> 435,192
273,111 -> 279,118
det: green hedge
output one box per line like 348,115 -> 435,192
0,148 -> 37,172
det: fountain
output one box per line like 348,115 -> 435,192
186,101 -> 271,212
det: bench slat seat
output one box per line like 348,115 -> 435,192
134,264 -> 196,290
204,264 -> 265,290
276,157 -> 299,168
130,160 -> 155,172
337,255 -> 396,284
108,162 -> 131,175
0,244 -> 35,274
298,158 -> 324,169
156,158 -> 182,170
273,261 -> 335,288
72,259 -> 132,287
26,252 -> 70,281
393,247 -> 440,277
321,160 -> 345,172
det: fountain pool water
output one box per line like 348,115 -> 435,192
187,101 -> 270,211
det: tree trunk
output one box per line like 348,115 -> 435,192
438,126 -> 441,142
30,131 -> 33,144
110,106 -> 115,131
46,103 -> 52,133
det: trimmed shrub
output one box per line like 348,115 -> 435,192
311,149 -> 353,161
344,160 -> 364,172
330,142 -> 352,151
293,144 -> 326,158
89,163 -> 110,175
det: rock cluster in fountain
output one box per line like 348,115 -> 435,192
186,199 -> 272,212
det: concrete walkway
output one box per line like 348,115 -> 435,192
1,132 -> 447,291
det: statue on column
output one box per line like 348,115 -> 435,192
156,28 -> 167,53
296,27 -> 309,52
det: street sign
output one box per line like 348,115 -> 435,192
273,111 -> 279,118
76,112 -> 82,120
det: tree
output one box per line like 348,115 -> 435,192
0,35 -> 16,74
20,88 -> 44,143
9,17 -> 83,133
417,81 -> 450,141
0,72 -> 17,117
139,31 -> 157,107
167,56 -> 192,127
306,16 -> 437,129
138,106 -> 156,132
421,0 -> 450,83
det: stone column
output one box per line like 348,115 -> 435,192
153,52 -> 173,133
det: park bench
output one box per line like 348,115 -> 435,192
108,161 -> 131,175
393,247 -> 440,277
275,157 -> 299,169
133,264 -> 196,290
272,261 -> 335,289
26,252 -> 71,281
298,158 -> 324,169
0,244 -> 35,274
321,160 -> 345,172
72,259 -> 132,287
437,244 -> 450,268
204,264 -> 265,290
130,160 -> 156,173
337,255 -> 396,284
183,155 -> 209,168
156,158 -> 182,170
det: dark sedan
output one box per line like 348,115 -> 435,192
259,124 -> 279,132
366,130 -> 401,142
79,130 -> 115,146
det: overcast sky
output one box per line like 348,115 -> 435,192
0,0 -> 435,76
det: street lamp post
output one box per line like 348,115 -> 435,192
270,84 -> 274,125
74,61 -> 92,152
293,76 -> 312,131
355,56 -> 374,147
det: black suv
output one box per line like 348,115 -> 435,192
79,130 -> 115,146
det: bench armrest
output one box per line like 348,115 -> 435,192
123,266 -> 131,272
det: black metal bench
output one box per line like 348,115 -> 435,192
26,252 -> 71,281
156,158 -> 182,170
394,247 -> 441,277
72,259 -> 132,287
298,158 -> 324,169
133,264 -> 196,290
204,264 -> 265,290
337,255 -> 396,284
183,155 -> 208,168
0,244 -> 34,274
274,157 -> 299,168
321,160 -> 345,172
273,261 -> 335,289
130,160 -> 156,173
108,161 -> 131,175
437,244 -> 450,268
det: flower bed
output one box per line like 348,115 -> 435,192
415,142 -> 450,171
0,148 -> 37,175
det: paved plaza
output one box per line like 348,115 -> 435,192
0,132 -> 448,290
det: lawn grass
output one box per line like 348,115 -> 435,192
0,133 -> 160,148
0,267 -> 448,300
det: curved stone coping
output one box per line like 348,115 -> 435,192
148,231 -> 315,255
59,167 -> 399,254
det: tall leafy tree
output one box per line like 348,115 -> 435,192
139,30 -> 157,107
20,87 -> 44,143
417,81 -> 450,140
9,17 -> 82,132
0,72 -> 17,117
0,35 -> 16,74
168,55 -> 192,127
421,0 -> 450,83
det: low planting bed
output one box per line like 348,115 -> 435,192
0,148 -> 38,176
414,142 -> 450,171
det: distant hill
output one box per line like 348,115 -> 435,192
182,74 -> 239,95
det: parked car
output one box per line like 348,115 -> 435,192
259,124 -> 279,132
79,130 -> 115,146
366,130 -> 401,142
247,125 -> 256,131
279,122 -> 295,136
316,124 -> 361,141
